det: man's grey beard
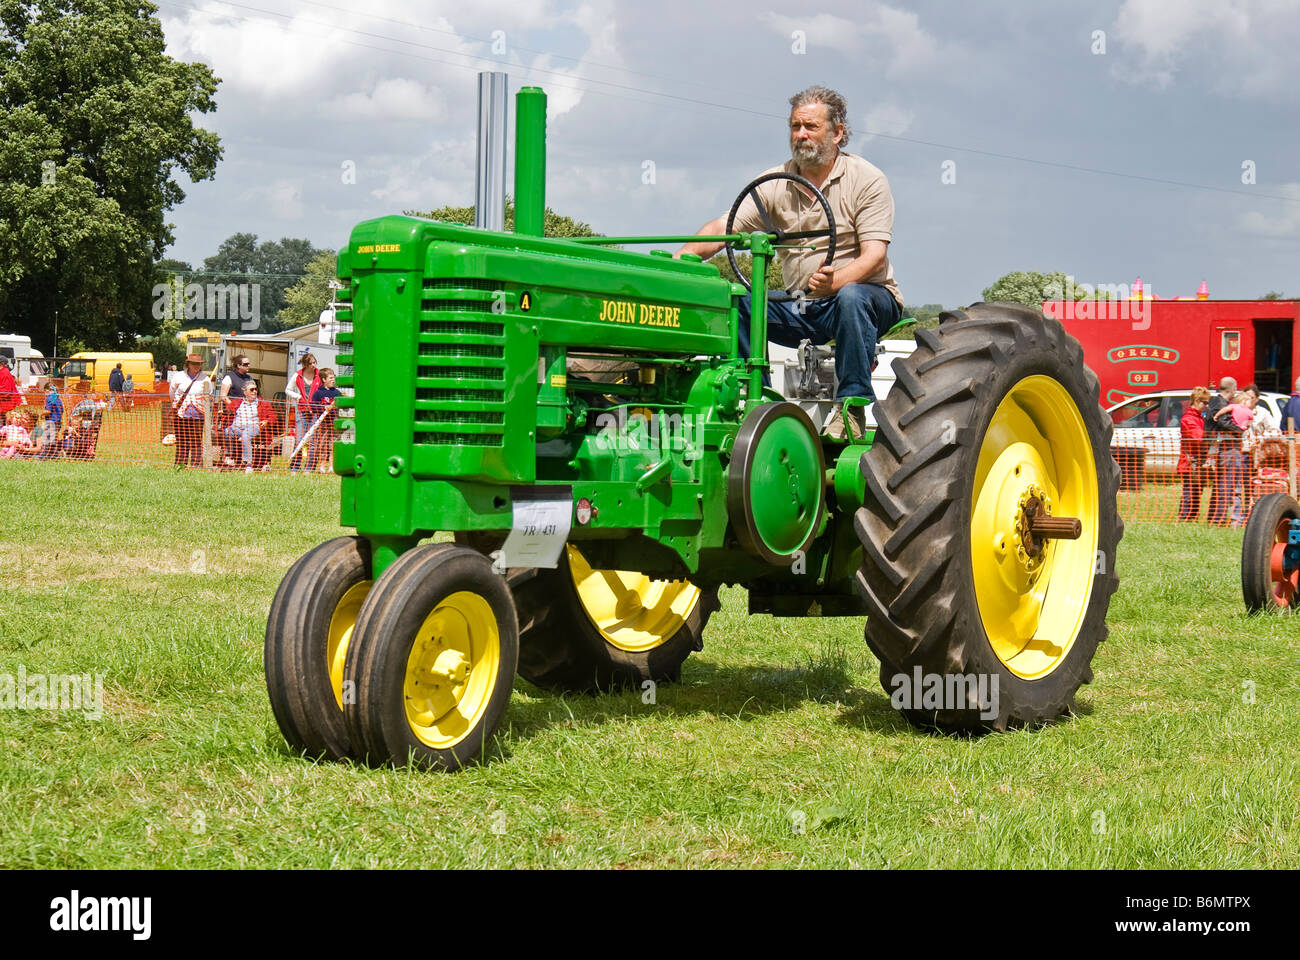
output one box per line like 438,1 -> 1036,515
791,138 -> 835,168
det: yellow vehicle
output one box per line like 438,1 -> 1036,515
58,352 -> 156,395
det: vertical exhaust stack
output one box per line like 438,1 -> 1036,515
474,72 -> 509,231
514,86 -> 547,237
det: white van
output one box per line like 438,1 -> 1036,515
0,334 -> 47,386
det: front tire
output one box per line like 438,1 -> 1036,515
854,303 -> 1123,731
264,536 -> 372,760
344,544 -> 519,769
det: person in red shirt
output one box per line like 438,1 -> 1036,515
1178,386 -> 1211,522
0,357 -> 21,420
287,352 -> 321,473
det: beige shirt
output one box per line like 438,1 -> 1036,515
729,152 -> 903,306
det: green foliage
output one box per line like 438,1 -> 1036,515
903,303 -> 945,330
981,271 -> 1093,308
1260,291 -> 1288,301
0,0 -> 221,350
405,199 -> 599,239
278,250 -> 340,332
169,234 -> 331,333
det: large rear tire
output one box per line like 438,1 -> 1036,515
1241,492 -> 1300,612
854,303 -> 1123,731
264,536 -> 372,760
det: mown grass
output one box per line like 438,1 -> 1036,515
0,460 -> 1296,868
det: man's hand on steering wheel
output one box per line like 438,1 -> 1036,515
807,266 -> 835,298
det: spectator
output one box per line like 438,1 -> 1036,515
122,373 -> 135,411
107,363 -> 125,410
1177,387 -> 1211,522
0,357 -> 21,420
32,410 -> 58,459
1222,391 -> 1254,431
286,352 -> 321,473
219,355 -> 255,411
224,380 -> 262,474
170,353 -> 209,469
44,384 -> 63,429
0,410 -> 35,458
309,368 -> 341,473
1244,384 -> 1280,435
248,380 -> 280,471
61,415 -> 93,460
1205,376 -> 1246,526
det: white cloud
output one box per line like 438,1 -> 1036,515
328,78 -> 448,123
760,5 -> 938,76
241,178 -> 305,220
860,104 -> 914,141
1112,0 -> 1300,96
1238,184 -> 1300,236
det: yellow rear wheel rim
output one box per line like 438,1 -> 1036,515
403,591 -> 501,749
970,375 -> 1099,680
327,581 -> 371,710
567,545 -> 701,653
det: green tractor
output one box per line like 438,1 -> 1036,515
265,87 -> 1123,769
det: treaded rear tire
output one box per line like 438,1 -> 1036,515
1241,492 -> 1300,612
854,302 -> 1123,731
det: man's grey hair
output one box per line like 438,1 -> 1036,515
789,85 -> 851,148
1219,376 -> 1237,393
1293,375 -> 1300,393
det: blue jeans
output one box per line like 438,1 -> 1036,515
225,423 -> 259,464
737,282 -> 901,400
1209,447 -> 1245,525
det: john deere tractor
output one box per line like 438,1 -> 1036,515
265,87 -> 1122,769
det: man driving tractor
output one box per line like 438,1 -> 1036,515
676,84 -> 903,439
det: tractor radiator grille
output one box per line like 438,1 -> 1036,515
413,291 -> 508,447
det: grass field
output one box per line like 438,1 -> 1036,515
1,460 -> 1297,868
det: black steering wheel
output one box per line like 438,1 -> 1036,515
725,172 -> 837,295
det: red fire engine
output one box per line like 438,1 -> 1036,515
1044,285 -> 1300,407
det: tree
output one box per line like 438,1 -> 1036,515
1260,291 -> 1288,300
980,270 -> 1113,308
406,199 -> 599,239
278,249 -> 339,332
186,233 -> 330,332
0,0 -> 221,352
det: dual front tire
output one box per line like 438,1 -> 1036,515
265,539 -> 714,768
265,540 -> 518,769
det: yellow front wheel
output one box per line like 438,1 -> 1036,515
343,544 -> 518,770
855,303 -> 1122,731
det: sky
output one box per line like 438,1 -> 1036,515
155,0 -> 1300,307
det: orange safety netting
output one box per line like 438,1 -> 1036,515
1113,433 -> 1300,525
0,387 -> 343,474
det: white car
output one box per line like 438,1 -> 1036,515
1105,389 -> 1289,478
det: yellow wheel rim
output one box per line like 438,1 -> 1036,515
403,591 -> 501,749
567,545 -> 701,653
970,375 -> 1099,680
327,581 -> 371,710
